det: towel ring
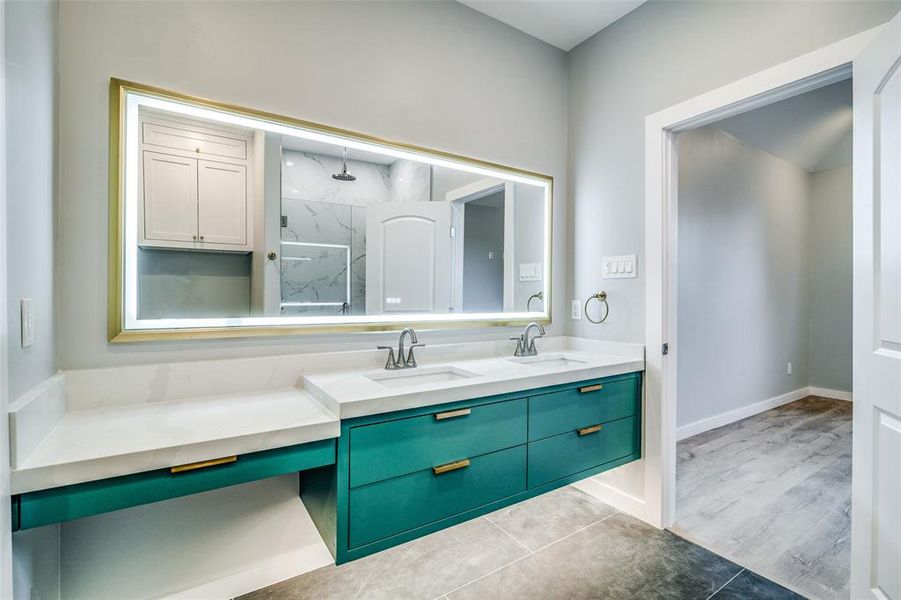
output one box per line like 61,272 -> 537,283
527,291 -> 544,311
585,291 -> 609,324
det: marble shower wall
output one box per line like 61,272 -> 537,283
280,150 -> 430,316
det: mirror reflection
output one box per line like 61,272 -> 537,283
123,88 -> 550,329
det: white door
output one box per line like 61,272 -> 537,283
851,12 -> 901,600
142,151 -> 197,243
197,159 -> 247,246
366,202 -> 452,314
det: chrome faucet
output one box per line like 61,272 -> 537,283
511,321 -> 545,357
378,328 -> 426,370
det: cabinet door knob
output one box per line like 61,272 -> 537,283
267,251 -> 277,261
199,235 -> 204,241
192,234 -> 197,240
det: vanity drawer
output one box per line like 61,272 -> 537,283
528,415 -> 638,488
528,375 -> 640,441
16,438 -> 335,530
348,445 -> 526,549
348,397 -> 527,488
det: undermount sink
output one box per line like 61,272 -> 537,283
507,353 -> 588,368
365,366 -> 480,389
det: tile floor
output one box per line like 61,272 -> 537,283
240,486 -> 802,599
673,396 -> 851,600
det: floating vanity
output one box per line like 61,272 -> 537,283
9,339 -> 643,568
302,345 -> 643,563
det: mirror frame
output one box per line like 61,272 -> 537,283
108,78 -> 553,342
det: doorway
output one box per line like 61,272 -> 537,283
643,17 -> 901,600
669,78 -> 853,599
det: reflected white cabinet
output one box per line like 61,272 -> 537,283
139,117 -> 252,252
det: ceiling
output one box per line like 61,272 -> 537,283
714,79 -> 852,173
281,135 -> 397,165
458,0 -> 646,51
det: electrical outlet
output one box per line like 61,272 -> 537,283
786,362 -> 792,376
571,299 -> 582,320
21,298 -> 34,348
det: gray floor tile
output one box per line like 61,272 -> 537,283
357,517 -> 530,599
240,516 -> 529,600
485,486 -> 618,551
712,569 -> 805,599
447,512 -> 741,600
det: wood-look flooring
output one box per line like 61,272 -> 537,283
672,396 -> 852,600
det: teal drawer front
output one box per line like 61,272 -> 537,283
19,438 -> 336,530
529,375 -> 640,441
528,416 -> 637,488
348,445 -> 526,548
349,398 -> 527,488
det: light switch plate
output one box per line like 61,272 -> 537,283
21,298 -> 34,348
519,263 -> 542,282
571,299 -> 582,320
602,254 -> 638,279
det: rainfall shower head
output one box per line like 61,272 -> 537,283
332,147 -> 356,182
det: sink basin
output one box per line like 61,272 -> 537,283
366,366 -> 480,389
507,353 -> 588,368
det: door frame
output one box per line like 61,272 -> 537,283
643,27 -> 882,529
445,178 -> 516,312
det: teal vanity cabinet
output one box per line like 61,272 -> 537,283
12,438 -> 336,531
301,371 -> 642,564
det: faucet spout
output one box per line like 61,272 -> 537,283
398,328 -> 418,368
515,322 -> 546,357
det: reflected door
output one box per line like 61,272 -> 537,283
365,203 -> 452,314
851,11 -> 901,600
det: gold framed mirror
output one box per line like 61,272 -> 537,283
109,79 -> 553,341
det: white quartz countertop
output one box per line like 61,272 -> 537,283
304,351 -> 645,419
9,337 -> 643,495
11,389 -> 339,494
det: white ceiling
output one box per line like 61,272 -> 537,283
714,79 -> 852,173
458,0 -> 646,51
281,135 -> 396,165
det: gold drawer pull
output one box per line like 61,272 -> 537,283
579,384 -> 603,393
577,424 -> 603,436
435,408 -> 471,420
433,458 -> 471,475
170,455 -> 237,474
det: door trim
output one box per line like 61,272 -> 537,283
641,26 -> 882,530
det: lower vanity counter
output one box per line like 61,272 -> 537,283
9,344 -> 643,567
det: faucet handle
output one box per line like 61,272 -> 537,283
510,336 -> 525,357
377,345 -> 398,370
406,343 -> 426,367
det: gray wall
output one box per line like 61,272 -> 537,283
566,0 -> 900,343
809,165 -> 853,392
4,2 -> 61,598
676,127 -> 811,429
463,197 -> 505,312
57,0 -> 568,369
5,0 -> 58,400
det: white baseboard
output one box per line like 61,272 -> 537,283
677,387 -> 811,441
809,386 -> 852,401
572,470 -> 653,526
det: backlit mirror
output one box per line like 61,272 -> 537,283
110,80 -> 552,340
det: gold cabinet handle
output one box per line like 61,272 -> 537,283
577,424 -> 603,436
433,458 -> 470,475
170,455 -> 237,474
579,384 -> 603,393
434,408 -> 471,421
